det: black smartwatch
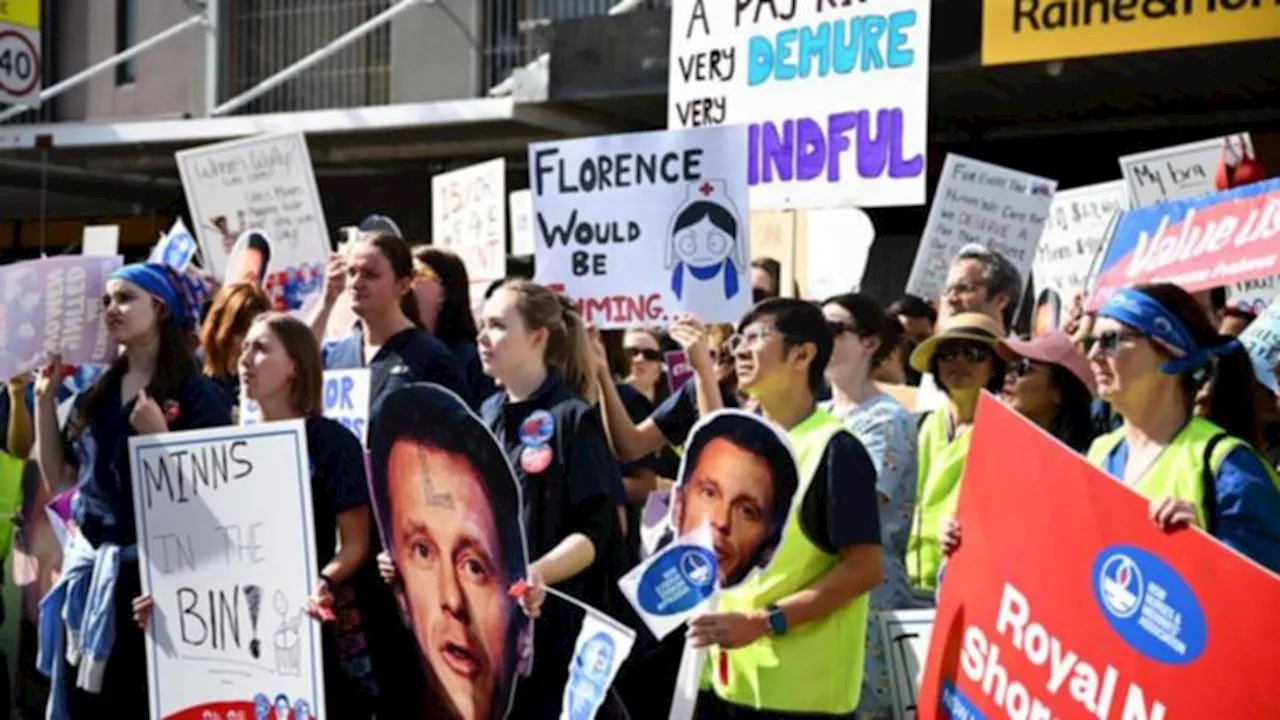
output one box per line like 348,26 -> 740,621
766,604 -> 788,636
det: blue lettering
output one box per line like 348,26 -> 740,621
887,10 -> 916,68
744,13 -> 917,86
798,22 -> 830,78
323,375 -> 357,411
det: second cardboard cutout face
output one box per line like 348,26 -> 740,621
663,409 -> 801,589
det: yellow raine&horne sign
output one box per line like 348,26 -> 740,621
982,0 -> 1280,66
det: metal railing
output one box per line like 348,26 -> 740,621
220,0 -> 395,115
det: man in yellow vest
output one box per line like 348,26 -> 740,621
687,298 -> 884,719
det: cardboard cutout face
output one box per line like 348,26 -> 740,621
226,230 -> 274,286
661,409 -> 801,589
369,383 -> 530,720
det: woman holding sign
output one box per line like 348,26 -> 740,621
34,263 -> 232,717
238,313 -> 378,716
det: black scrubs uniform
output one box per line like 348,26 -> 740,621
480,373 -> 627,718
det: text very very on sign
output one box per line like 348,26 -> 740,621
674,0 -> 921,127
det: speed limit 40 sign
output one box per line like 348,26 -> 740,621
0,0 -> 41,106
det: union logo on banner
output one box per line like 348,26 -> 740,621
1089,176 -> 1280,309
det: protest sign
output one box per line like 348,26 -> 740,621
241,368 -> 371,446
129,421 -> 325,720
176,132 -> 329,311
1089,175 -> 1280,310
150,218 -> 200,272
665,350 -> 694,395
557,598 -> 637,720
0,255 -> 121,382
432,158 -> 508,305
368,383 -> 530,719
1238,296 -> 1280,391
1031,180 -> 1127,332
1119,133 -> 1253,209
803,207 -> 875,298
618,524 -> 718,641
878,609 -> 936,720
668,0 -> 931,209
81,225 -> 119,257
749,210 -> 797,298
918,395 -> 1280,719
529,126 -> 750,328
510,188 -> 535,256
905,154 -> 1057,302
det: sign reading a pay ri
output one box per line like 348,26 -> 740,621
529,126 -> 750,330
668,0 -> 931,209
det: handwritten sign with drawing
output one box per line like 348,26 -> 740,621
529,126 -> 750,328
905,154 -> 1057,302
432,158 -> 508,305
176,132 -> 329,311
668,0 -> 931,209
129,421 -> 325,720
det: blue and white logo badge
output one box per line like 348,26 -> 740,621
564,631 -> 614,720
1093,544 -> 1208,665
519,409 -> 556,446
636,543 -> 718,617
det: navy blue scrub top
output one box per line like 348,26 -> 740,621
650,376 -> 740,448
65,374 -> 233,547
322,327 -> 474,413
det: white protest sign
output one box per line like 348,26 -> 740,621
242,368 -> 371,446
509,188 -> 535,256
1118,132 -> 1254,208
81,225 -> 120,257
804,207 -> 875,298
1031,180 -> 1127,330
878,609 -> 935,720
905,154 -> 1057,302
529,126 -> 750,328
668,0 -> 931,209
617,524 -> 718,641
432,158 -> 507,304
0,256 -> 121,382
149,219 -> 200,272
176,131 -> 329,311
0,2 -> 41,107
558,604 -> 637,720
129,421 -> 325,720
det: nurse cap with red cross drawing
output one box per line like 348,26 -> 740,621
664,179 -> 747,301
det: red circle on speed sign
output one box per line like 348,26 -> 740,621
0,29 -> 40,97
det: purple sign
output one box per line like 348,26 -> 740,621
0,256 -> 121,381
665,350 -> 694,395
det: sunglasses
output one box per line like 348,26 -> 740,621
1008,358 -> 1041,378
826,320 -> 862,337
413,266 -> 439,283
935,343 -> 993,364
1083,330 -> 1144,356
628,347 -> 662,362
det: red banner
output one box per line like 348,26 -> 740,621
918,394 -> 1280,719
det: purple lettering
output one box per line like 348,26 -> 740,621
796,118 -> 826,181
748,108 -> 923,187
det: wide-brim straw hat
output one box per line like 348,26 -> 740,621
909,312 -> 1004,373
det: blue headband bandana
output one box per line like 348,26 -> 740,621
110,263 -> 193,327
1097,287 -> 1242,375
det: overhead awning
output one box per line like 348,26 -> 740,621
0,96 -> 627,174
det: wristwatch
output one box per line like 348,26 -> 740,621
765,604 -> 788,636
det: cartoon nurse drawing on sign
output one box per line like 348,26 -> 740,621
665,179 -> 747,310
